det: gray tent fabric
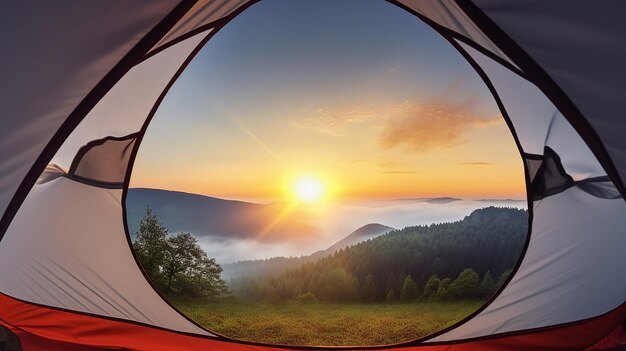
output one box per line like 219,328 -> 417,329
151,0 -> 251,53
471,0 -> 626,196
0,1 -> 181,226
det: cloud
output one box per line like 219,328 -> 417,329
348,159 -> 372,164
459,162 -> 495,166
378,94 -> 502,152
381,170 -> 416,175
292,84 -> 502,151
291,103 -> 379,136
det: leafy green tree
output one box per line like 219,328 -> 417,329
400,275 -> 418,301
360,274 -> 377,302
385,289 -> 397,303
422,274 -> 441,299
163,232 -> 198,290
435,278 -> 452,300
180,253 -> 229,298
133,207 -> 167,282
134,207 -> 228,298
450,268 -> 480,299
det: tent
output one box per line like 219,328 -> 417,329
1,1 -> 625,350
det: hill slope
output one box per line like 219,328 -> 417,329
222,223 -> 394,280
126,188 -> 320,242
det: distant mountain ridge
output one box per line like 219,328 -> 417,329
394,197 -> 461,204
126,188 -> 320,243
222,223 -> 394,280
309,223 -> 394,260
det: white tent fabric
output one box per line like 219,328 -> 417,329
0,177 -> 210,335
431,185 -> 626,341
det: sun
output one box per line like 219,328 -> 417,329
293,177 -> 325,203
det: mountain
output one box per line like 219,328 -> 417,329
475,198 -> 526,203
463,205 -> 528,224
222,223 -> 394,281
126,188 -> 320,243
394,197 -> 462,204
309,223 -> 394,260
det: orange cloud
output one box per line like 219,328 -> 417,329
459,162 -> 495,166
379,95 -> 502,152
292,86 -> 502,153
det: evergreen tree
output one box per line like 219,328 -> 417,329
480,270 -> 496,297
360,274 -> 377,302
385,289 -> 396,303
498,269 -> 513,288
400,275 -> 418,301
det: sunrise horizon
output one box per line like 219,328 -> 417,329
129,0 -> 526,208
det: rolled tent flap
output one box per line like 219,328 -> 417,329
0,0 -> 624,350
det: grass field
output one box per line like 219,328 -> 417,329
170,298 -> 484,346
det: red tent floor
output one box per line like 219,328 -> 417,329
1,293 -> 624,351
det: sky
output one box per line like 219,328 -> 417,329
130,0 -> 525,202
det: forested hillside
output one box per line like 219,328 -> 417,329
232,207 -> 527,303
222,223 -> 393,280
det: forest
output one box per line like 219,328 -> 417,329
230,207 -> 528,303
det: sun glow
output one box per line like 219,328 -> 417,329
293,177 -> 325,203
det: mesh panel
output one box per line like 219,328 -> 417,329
531,147 -> 573,200
578,178 -> 622,200
525,157 -> 542,183
529,148 -> 620,201
69,135 -> 137,185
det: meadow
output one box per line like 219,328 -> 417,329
170,298 -> 484,346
